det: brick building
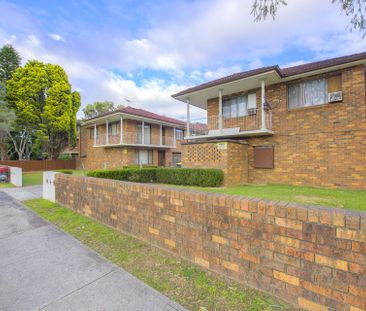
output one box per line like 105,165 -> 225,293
172,52 -> 366,188
78,106 -> 185,170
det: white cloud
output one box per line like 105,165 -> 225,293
47,33 -> 66,42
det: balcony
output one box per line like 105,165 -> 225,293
187,109 -> 273,139
94,131 -> 176,148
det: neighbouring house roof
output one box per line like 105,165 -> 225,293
83,106 -> 185,126
172,51 -> 366,99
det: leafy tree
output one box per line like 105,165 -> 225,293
0,44 -> 21,160
252,0 -> 366,35
0,44 -> 21,82
83,101 -> 122,119
6,60 -> 81,159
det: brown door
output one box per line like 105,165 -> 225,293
158,150 -> 166,167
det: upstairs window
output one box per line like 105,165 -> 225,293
222,93 -> 256,119
108,122 -> 119,136
175,129 -> 184,140
288,78 -> 328,109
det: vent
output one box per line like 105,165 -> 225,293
247,108 -> 257,116
328,91 -> 342,103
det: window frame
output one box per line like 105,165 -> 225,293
135,149 -> 153,165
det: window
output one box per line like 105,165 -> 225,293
89,127 -> 98,139
137,123 -> 151,144
172,153 -> 182,167
175,129 -> 184,140
108,122 -> 119,136
135,150 -> 153,165
288,78 -> 328,109
222,93 -> 256,118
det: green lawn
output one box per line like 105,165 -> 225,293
0,182 -> 13,188
22,170 -> 87,187
24,198 -> 291,311
179,183 -> 366,212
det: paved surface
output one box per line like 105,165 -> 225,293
1,185 -> 43,201
0,191 -> 187,311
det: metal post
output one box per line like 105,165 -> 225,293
141,121 -> 145,145
93,124 -> 97,146
173,127 -> 176,147
186,99 -> 190,137
261,80 -> 266,130
219,89 -> 223,133
160,124 -> 163,146
106,120 -> 109,145
120,117 -> 123,144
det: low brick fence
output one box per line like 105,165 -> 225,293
55,174 -> 366,311
0,159 -> 76,171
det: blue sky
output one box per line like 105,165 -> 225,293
1,0 -> 366,121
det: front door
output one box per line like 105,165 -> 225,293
158,150 -> 166,167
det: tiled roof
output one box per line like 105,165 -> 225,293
85,106 -> 185,126
172,52 -> 366,97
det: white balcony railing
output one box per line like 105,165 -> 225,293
188,109 -> 272,137
94,131 -> 176,147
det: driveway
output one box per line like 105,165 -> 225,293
1,185 -> 43,201
0,190 -> 187,311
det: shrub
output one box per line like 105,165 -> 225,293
55,169 -> 73,174
58,154 -> 72,160
156,168 -> 223,187
86,167 -> 223,187
123,165 -> 158,169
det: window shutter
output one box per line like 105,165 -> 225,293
253,146 -> 274,169
327,75 -> 342,93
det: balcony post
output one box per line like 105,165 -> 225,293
93,124 -> 97,146
173,127 -> 176,147
261,80 -> 266,130
120,117 -> 123,144
160,124 -> 163,146
141,121 -> 145,145
106,120 -> 109,145
186,98 -> 190,137
219,89 -> 223,133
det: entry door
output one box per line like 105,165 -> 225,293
158,150 -> 166,167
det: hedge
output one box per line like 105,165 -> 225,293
86,167 -> 223,187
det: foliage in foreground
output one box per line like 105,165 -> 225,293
87,167 -> 224,187
24,198 -> 290,311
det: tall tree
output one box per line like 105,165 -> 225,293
252,0 -> 366,35
0,44 -> 21,82
83,101 -> 122,119
6,60 -> 81,159
0,44 -> 21,160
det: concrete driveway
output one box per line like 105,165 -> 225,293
1,185 -> 43,201
0,191 -> 187,311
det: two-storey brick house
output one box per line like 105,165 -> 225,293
172,52 -> 366,189
78,106 -> 185,170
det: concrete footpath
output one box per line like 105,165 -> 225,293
0,190 -> 187,311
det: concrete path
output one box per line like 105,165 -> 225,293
0,191 -> 187,311
1,185 -> 43,201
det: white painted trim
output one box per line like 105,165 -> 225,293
106,120 -> 109,145
120,117 -> 123,143
186,99 -> 190,137
173,127 -> 176,147
261,80 -> 266,130
141,120 -> 145,145
93,124 -> 97,146
9,166 -> 22,187
160,124 -> 163,146
184,128 -> 273,140
218,89 -> 223,133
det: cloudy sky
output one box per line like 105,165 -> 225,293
1,0 -> 366,121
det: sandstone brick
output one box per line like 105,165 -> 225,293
273,270 -> 299,286
212,235 -> 228,245
301,280 -> 332,297
110,213 -> 117,220
231,209 -> 252,220
274,235 -> 300,248
164,239 -> 176,248
298,297 -> 328,311
333,212 -> 345,227
275,217 -> 302,231
195,257 -> 210,269
315,254 -> 348,271
148,227 -> 159,235
337,228 -> 366,242
161,214 -> 175,223
222,260 -> 239,272
350,306 -> 365,311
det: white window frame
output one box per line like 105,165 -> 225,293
135,150 -> 153,165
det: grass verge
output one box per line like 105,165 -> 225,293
24,198 -> 291,311
22,170 -> 88,186
0,182 -> 13,188
173,183 -> 366,212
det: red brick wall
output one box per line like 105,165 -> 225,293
56,174 -> 366,311
202,65 -> 366,189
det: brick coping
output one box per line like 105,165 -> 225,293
68,174 -> 366,217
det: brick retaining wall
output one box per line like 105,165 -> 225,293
55,174 -> 366,310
